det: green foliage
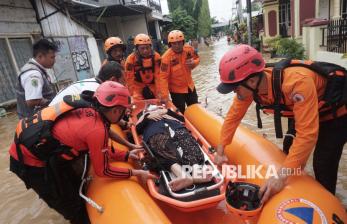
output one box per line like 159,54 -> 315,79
168,0 -> 195,15
196,0 -> 211,37
266,37 -> 306,59
168,9 -> 197,40
211,16 -> 219,24
167,0 -> 181,12
166,0 -> 211,38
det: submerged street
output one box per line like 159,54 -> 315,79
0,37 -> 346,223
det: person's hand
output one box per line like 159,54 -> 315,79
126,121 -> 134,128
259,175 -> 287,204
214,154 -> 228,166
185,59 -> 195,69
129,144 -> 144,150
128,148 -> 144,160
214,144 -> 228,166
132,169 -> 157,182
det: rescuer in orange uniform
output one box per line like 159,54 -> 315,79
103,37 -> 126,67
215,44 -> 347,204
158,30 -> 200,113
125,33 -> 161,100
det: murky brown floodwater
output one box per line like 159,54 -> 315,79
0,37 -> 346,223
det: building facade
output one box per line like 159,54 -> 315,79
0,0 -> 166,105
262,0 -> 346,67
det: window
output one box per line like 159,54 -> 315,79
342,0 -> 347,18
0,39 -> 17,103
279,0 -> 291,37
9,38 -> 33,68
0,37 -> 32,104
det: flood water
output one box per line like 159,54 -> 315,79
0,37 -> 346,223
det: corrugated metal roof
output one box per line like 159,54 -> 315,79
37,0 -> 94,37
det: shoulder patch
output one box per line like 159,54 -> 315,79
161,63 -> 168,72
31,79 -> 39,87
292,93 -> 305,103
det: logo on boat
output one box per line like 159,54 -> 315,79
276,198 -> 327,224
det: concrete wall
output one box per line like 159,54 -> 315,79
0,0 -> 41,35
303,25 -> 347,68
121,14 -> 148,39
302,25 -> 326,60
316,51 -> 347,68
100,14 -> 148,41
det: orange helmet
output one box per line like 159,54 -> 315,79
104,37 -> 126,53
134,34 -> 152,46
168,30 -> 185,43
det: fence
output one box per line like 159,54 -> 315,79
327,18 -> 347,53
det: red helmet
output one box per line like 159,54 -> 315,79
94,81 -> 130,108
217,44 -> 265,94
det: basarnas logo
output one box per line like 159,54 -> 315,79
276,198 -> 327,224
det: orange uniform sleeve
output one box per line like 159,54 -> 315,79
158,53 -> 170,100
220,95 -> 253,146
125,56 -> 135,96
282,75 -> 319,169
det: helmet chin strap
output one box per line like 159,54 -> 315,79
240,73 -> 264,129
240,73 -> 263,102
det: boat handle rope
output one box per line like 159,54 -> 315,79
79,154 -> 104,213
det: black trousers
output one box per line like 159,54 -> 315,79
313,114 -> 347,194
9,157 -> 90,224
170,88 -> 198,114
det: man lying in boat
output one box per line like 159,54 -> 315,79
136,104 -> 212,191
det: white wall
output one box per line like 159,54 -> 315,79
316,51 -> 347,68
87,37 -> 102,76
303,25 -> 326,60
303,25 -> 347,68
121,15 -> 148,39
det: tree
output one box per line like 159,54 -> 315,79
167,0 -> 194,14
211,16 -> 219,24
166,0 -> 211,38
196,0 -> 212,37
165,9 -> 197,40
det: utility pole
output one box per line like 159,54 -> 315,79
246,0 -> 252,45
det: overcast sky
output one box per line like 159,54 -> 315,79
160,0 -> 248,22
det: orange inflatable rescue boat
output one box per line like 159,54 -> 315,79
84,101 -> 347,224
